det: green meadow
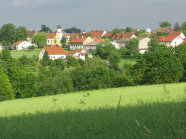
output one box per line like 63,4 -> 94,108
0,83 -> 186,138
10,49 -> 41,59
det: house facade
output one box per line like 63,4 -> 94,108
70,36 -> 94,50
158,36 -> 184,47
138,37 -> 151,53
12,41 -> 33,50
39,46 -> 67,60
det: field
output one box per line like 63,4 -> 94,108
119,56 -> 137,68
0,83 -> 186,138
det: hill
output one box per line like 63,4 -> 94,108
0,83 -> 186,138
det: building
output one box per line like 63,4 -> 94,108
67,48 -> 92,60
169,32 -> 185,39
91,30 -> 107,38
47,25 -> 63,46
27,30 -> 38,43
138,37 -> 151,53
11,41 -> 33,50
158,36 -> 183,47
39,46 -> 67,60
70,36 -> 94,50
111,33 -> 137,40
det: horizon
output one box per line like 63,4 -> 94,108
0,0 -> 186,31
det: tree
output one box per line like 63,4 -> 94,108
66,56 -> 79,68
119,47 -> 127,56
64,27 -> 81,33
156,31 -> 169,37
40,25 -> 53,33
0,23 -> 16,45
51,58 -> 66,71
125,27 -> 134,33
159,21 -> 172,27
112,28 -> 122,36
0,66 -> 14,101
132,49 -> 183,84
173,22 -> 180,32
96,41 -> 116,59
148,36 -> 159,52
61,37 -> 66,48
32,32 -> 47,48
126,38 -> 139,55
15,26 -> 28,41
42,51 -> 50,66
108,50 -> 121,69
180,22 -> 186,35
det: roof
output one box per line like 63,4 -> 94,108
13,41 -> 24,45
44,46 -> 66,55
70,37 -> 88,43
169,32 -> 183,36
158,36 -> 177,42
27,30 -> 38,38
67,48 -> 87,56
112,33 -> 136,40
105,32 -> 113,38
48,33 -> 56,39
91,30 -> 105,38
93,38 -> 104,42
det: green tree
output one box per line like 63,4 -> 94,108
40,25 -> 53,33
173,22 -> 180,32
159,21 -> 172,27
32,32 -> 47,48
51,58 -> 66,71
125,27 -> 134,33
66,56 -> 79,68
0,66 -> 14,101
180,22 -> 186,35
96,41 -> 116,59
156,31 -> 169,37
148,36 -> 160,52
15,26 -> 28,41
126,38 -> 139,55
132,49 -> 183,84
0,23 -> 16,45
42,51 -> 50,66
119,47 -> 127,56
61,37 -> 66,48
108,50 -> 121,69
112,28 -> 122,36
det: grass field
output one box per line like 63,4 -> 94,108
10,49 -> 41,59
0,83 -> 186,138
119,56 -> 137,69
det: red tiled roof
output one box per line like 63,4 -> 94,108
105,32 -> 113,38
67,48 -> 87,56
91,30 -> 105,38
44,46 -> 66,55
158,36 -> 177,42
13,41 -> 24,45
93,38 -> 104,42
70,37 -> 88,43
27,30 -> 38,38
159,27 -> 174,33
48,33 -> 56,39
169,32 -> 182,36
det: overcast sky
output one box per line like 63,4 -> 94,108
0,0 -> 185,31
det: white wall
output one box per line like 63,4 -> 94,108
15,41 -> 32,50
49,54 -> 66,60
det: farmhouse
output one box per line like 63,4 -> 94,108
67,48 -> 92,60
158,36 -> 183,47
11,41 -> 33,50
39,46 -> 67,60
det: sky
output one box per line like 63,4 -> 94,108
0,0 -> 185,32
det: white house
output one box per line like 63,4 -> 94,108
39,46 -> 67,60
169,32 -> 185,40
138,37 -> 151,53
67,48 -> 92,61
158,36 -> 184,47
12,41 -> 33,50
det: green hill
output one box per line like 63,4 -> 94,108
0,83 -> 186,138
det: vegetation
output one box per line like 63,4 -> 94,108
39,25 -> 53,33
159,21 -> 172,27
0,83 -> 185,138
64,27 -> 81,33
112,28 -> 122,36
125,27 -> 134,33
31,32 -> 47,48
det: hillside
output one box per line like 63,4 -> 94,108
0,83 -> 186,138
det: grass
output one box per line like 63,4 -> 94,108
119,56 -> 137,68
0,83 -> 186,138
10,48 -> 41,59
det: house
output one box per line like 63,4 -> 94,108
27,30 -> 38,43
39,46 -> 67,60
67,48 -> 92,60
169,32 -> 185,39
112,38 -> 131,49
153,27 -> 174,34
11,41 -> 33,50
83,38 -> 104,50
158,36 -> 183,47
91,30 -> 107,38
47,25 -> 63,46
138,37 -> 151,53
70,36 -> 94,50
111,33 -> 137,40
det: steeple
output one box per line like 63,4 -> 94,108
57,25 -> 62,33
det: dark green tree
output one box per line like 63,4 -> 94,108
180,22 -> 186,35
31,32 -> 47,48
0,23 -> 16,45
112,28 -> 122,36
51,58 -> 66,71
42,51 -> 50,66
125,27 -> 134,33
66,56 -> 79,68
126,38 -> 139,55
159,21 -> 172,27
61,37 -> 66,48
40,25 -> 53,33
64,27 -> 81,33
15,26 -> 28,41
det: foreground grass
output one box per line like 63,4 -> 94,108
10,48 -> 41,58
0,83 -> 186,138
